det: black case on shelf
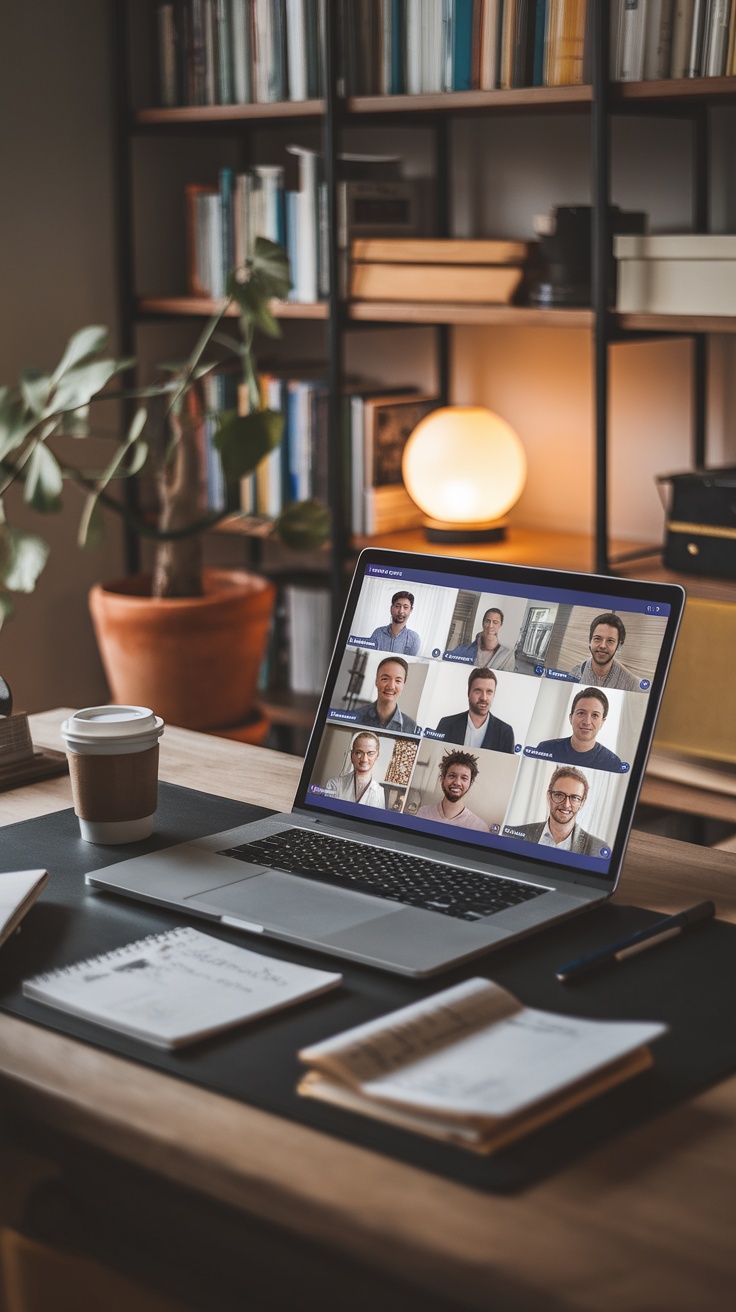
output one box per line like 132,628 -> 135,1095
659,468 -> 736,579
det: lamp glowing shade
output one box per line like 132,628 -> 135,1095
402,405 -> 526,541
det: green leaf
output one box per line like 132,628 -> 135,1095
60,403 -> 90,437
49,358 -> 129,414
276,499 -> 331,551
0,592 -> 15,629
76,406 -> 149,546
20,368 -> 52,417
230,278 -> 282,340
78,494 -> 106,549
51,325 -> 109,384
0,388 -> 32,460
211,330 -> 246,359
24,442 -> 63,512
251,236 -> 292,300
214,408 -> 283,484
0,524 -> 50,592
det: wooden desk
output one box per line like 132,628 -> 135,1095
2,710 -> 736,1312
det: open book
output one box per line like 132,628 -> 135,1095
1,869 -> 49,950
298,977 -> 666,1154
24,926 -> 342,1050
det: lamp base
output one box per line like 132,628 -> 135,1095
422,518 -> 508,544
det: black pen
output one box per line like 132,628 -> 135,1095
555,901 -> 716,983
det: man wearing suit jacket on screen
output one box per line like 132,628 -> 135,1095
435,668 -> 515,754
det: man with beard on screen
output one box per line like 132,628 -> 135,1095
416,750 -> 490,832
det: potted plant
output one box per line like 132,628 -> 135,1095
0,239 -> 329,736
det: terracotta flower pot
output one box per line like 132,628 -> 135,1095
89,569 -> 276,733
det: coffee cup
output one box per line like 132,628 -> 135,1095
61,706 -> 165,844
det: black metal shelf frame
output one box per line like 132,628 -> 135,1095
113,0 -> 729,607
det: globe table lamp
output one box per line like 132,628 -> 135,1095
401,405 -> 527,542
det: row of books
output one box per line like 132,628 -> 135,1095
197,370 -> 435,536
260,579 -> 332,695
155,0 -> 736,110
154,0 -> 325,107
347,0 -> 590,92
186,153 -> 420,303
154,1 -> 591,104
612,0 -> 736,82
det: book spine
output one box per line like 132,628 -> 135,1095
479,0 -> 502,87
188,0 -> 208,103
702,0 -> 731,74
728,0 -> 736,74
670,0 -> 696,74
216,0 -> 234,101
202,0 -> 218,102
286,0 -> 308,98
405,0 -> 422,91
685,0 -> 708,74
499,0 -> 518,87
386,0 -> 402,91
643,0 -> 674,78
219,166 -> 234,288
294,151 -> 319,302
532,0 -> 549,83
230,0 -> 253,101
545,0 -> 588,86
155,3 -> 179,106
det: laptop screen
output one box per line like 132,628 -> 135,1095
296,549 -> 684,886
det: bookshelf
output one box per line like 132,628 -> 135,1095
117,1 -> 736,740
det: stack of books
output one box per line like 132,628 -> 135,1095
349,238 -> 532,305
614,233 -> 736,315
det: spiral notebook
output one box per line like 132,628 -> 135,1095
22,927 -> 342,1049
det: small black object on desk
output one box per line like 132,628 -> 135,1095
555,901 -> 716,983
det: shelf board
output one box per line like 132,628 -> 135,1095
347,86 -> 592,114
136,297 -> 592,328
350,527 -> 736,601
617,311 -> 736,334
136,297 -> 328,320
613,75 -> 736,105
348,302 -> 592,326
131,78 -> 736,132
134,100 -> 324,126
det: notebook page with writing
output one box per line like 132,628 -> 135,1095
24,926 -> 342,1049
299,977 -> 666,1121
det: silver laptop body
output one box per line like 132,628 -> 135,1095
87,548 -> 684,977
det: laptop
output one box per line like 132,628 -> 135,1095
87,548 -> 685,977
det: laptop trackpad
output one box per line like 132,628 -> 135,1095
184,869 -> 402,936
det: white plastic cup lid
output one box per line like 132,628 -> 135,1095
61,706 -> 164,743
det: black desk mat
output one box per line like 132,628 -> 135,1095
1,781 -> 735,1195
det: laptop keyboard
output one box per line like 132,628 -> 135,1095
218,829 -> 547,922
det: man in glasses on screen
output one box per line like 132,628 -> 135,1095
509,766 -> 607,857
324,732 -> 386,808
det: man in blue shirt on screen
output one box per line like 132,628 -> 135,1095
354,657 -> 419,734
369,590 -> 421,655
535,688 -> 623,773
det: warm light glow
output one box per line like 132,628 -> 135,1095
402,406 -> 527,527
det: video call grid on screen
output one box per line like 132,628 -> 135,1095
300,558 -> 674,882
